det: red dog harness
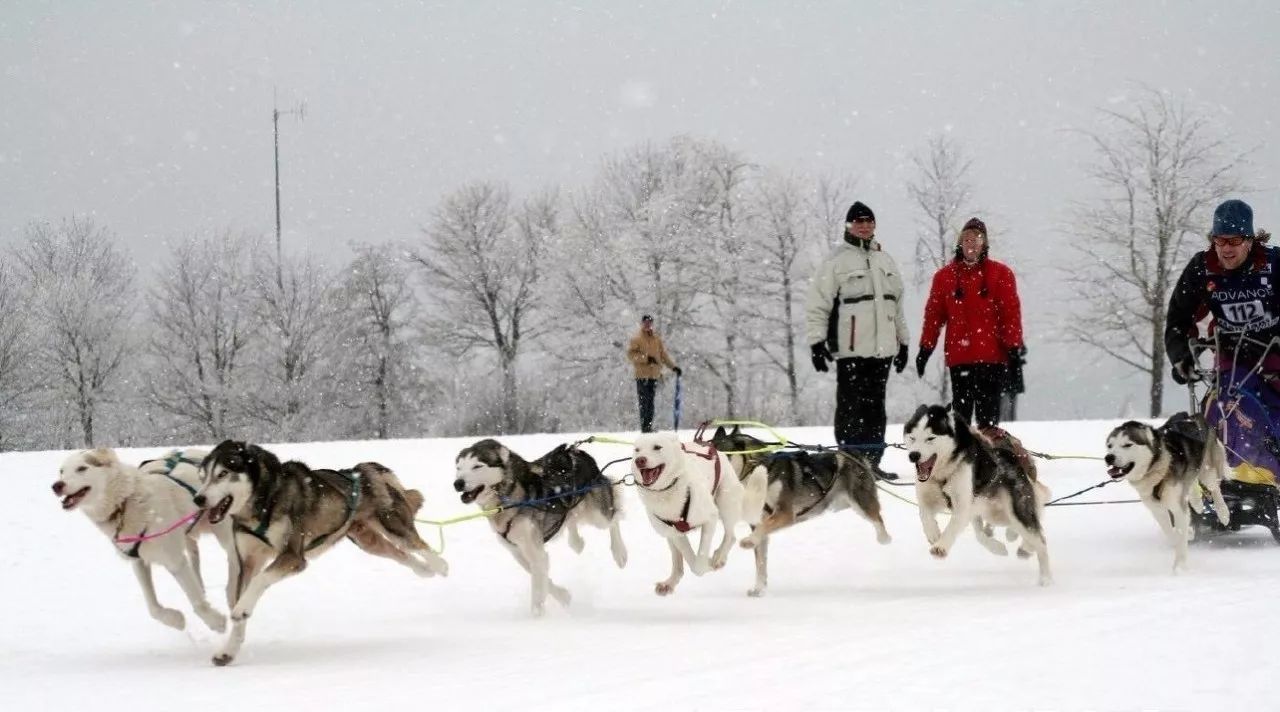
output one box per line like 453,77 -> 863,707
657,443 -> 723,533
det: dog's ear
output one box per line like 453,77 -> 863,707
83,448 -> 117,468
714,425 -> 727,439
942,402 -> 953,413
731,424 -> 741,435
908,404 -> 929,427
497,446 -> 511,466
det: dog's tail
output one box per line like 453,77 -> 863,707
404,489 -> 425,513
740,464 -> 769,526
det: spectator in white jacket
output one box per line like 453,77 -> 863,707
804,201 -> 910,478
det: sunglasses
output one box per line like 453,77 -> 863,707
1212,235 -> 1251,247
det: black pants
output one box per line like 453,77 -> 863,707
835,357 -> 892,465
949,363 -> 1006,429
636,378 -> 658,433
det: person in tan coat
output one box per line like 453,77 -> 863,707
626,314 -> 682,432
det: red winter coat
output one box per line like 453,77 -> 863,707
919,258 -> 1024,367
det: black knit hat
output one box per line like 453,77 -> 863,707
1211,199 -> 1254,237
845,201 -> 875,223
961,217 -> 987,236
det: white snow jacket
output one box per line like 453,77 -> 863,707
804,238 -> 910,359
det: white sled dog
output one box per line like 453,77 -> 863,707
453,439 -> 628,617
903,405 -> 1053,586
630,432 -> 768,596
1104,413 -> 1231,572
53,447 -> 234,634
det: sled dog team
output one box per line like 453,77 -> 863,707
51,404 -> 1230,665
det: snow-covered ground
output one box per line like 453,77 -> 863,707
6,420 -> 1278,711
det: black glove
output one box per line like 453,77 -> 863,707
893,343 -> 909,373
672,366 -> 683,377
915,347 -> 933,378
1007,345 -> 1028,366
646,356 -> 658,365
1171,357 -> 1197,385
810,342 -> 833,373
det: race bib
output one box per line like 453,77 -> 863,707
1222,300 -> 1267,326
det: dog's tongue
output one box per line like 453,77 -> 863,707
639,465 -> 663,486
915,455 -> 937,482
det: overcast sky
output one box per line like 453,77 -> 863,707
1,0 -> 1276,420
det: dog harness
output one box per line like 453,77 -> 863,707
105,501 -> 145,559
236,469 -> 362,551
656,444 -> 723,533
109,452 -> 209,557
138,450 -> 204,497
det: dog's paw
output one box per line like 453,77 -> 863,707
1037,574 -> 1054,587
549,585 -> 572,607
568,531 -> 585,555
654,582 -> 675,596
199,608 -> 227,633
212,653 -> 234,667
981,540 -> 1009,557
611,544 -> 628,569
1216,510 -> 1231,527
689,557 -> 712,576
710,552 -> 729,570
153,607 -> 186,630
929,545 -> 949,559
747,587 -> 766,598
531,601 -> 546,618
1015,547 -> 1032,559
876,530 -> 892,545
740,537 -> 758,550
429,556 -> 449,577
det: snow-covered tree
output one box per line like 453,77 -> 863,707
17,217 -> 135,447
1067,89 -> 1245,416
143,233 -> 259,441
411,181 -> 551,433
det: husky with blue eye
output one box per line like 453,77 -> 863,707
903,404 -> 1053,586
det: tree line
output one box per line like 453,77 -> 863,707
0,91 -> 1244,450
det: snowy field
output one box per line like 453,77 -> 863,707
6,420 -> 1279,711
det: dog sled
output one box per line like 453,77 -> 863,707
1183,335 -> 1280,544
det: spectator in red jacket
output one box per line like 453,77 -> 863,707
915,217 -> 1025,429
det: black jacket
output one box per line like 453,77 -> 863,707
1165,244 -> 1280,367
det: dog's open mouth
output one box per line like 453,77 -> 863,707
460,486 -> 484,504
207,495 -> 234,524
638,464 -> 664,487
915,455 -> 937,482
60,486 -> 90,510
1107,462 -> 1134,479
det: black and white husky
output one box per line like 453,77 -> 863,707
1104,414 -> 1231,572
903,405 -> 1053,586
454,439 -> 627,616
